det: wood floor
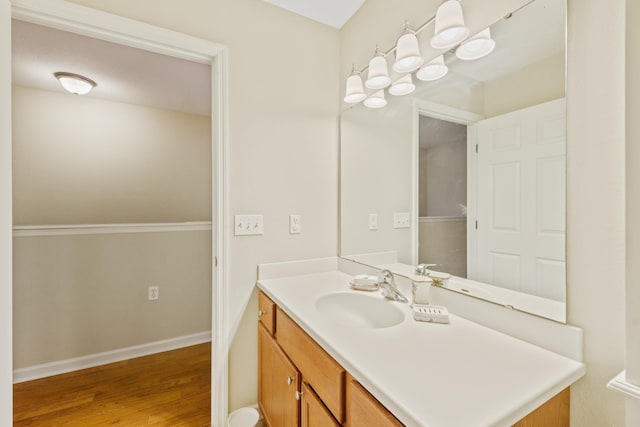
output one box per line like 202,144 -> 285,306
13,343 -> 211,426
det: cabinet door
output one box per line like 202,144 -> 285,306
346,376 -> 403,427
258,324 -> 299,427
301,382 -> 340,427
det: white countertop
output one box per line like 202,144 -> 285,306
257,270 -> 586,427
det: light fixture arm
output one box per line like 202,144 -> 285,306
348,0 -> 534,76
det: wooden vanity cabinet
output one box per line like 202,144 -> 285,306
345,374 -> 403,427
258,324 -> 299,427
258,291 -> 570,427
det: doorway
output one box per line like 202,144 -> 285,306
1,2 -> 229,426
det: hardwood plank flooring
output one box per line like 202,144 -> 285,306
13,343 -> 211,426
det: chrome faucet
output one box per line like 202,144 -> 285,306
378,270 -> 409,303
415,263 -> 437,276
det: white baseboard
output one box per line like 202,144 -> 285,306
13,331 -> 212,384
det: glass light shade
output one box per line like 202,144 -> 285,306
389,74 -> 416,96
430,0 -> 470,50
365,55 -> 391,89
393,32 -> 424,73
364,90 -> 387,108
54,72 -> 96,95
456,28 -> 496,60
416,55 -> 449,81
344,74 -> 366,103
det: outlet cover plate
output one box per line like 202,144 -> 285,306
289,214 -> 301,234
393,212 -> 411,229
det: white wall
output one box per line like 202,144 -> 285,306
0,0 -> 13,424
566,1 -> 626,426
67,0 -> 341,411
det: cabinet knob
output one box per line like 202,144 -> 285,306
258,310 -> 265,318
286,375 -> 295,385
295,390 -> 304,401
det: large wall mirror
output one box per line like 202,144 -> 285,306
340,0 -> 567,323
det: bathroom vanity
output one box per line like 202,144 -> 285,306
257,267 -> 585,427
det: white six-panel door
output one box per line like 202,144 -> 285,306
472,99 -> 566,301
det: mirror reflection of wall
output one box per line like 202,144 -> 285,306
418,116 -> 468,278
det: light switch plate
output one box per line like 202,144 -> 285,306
234,214 -> 264,236
289,214 -> 301,234
393,212 -> 411,229
369,213 -> 378,230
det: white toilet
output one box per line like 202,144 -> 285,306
227,406 -> 263,427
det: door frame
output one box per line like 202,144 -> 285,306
413,99 -> 483,270
1,1 -> 230,426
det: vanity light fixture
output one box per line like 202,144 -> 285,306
455,28 -> 496,60
365,47 -> 391,90
389,74 -> 416,96
344,66 -> 367,103
54,72 -> 97,95
364,90 -> 387,108
416,55 -> 449,81
393,22 -> 424,73
430,0 -> 470,50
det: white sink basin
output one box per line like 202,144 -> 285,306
314,292 -> 405,329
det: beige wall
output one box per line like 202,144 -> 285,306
418,219 -> 467,278
68,0 -> 341,411
627,1 -> 640,423
13,230 -> 212,368
1,0 -> 12,423
566,1 -> 626,426
484,53 -> 565,118
340,95 -> 414,263
12,86 -> 212,225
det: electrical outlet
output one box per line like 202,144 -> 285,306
393,212 -> 411,229
234,214 -> 264,236
289,214 -> 301,234
148,286 -> 159,301
369,213 -> 378,230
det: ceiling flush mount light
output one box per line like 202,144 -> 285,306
456,27 -> 496,60
365,47 -> 391,90
54,72 -> 97,95
393,22 -> 424,73
364,90 -> 387,109
431,0 -> 470,50
416,55 -> 449,81
344,67 -> 366,103
389,74 -> 416,96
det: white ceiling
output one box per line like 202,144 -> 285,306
263,0 -> 365,29
12,20 -> 211,116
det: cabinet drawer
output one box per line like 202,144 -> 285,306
346,375 -> 403,427
276,308 -> 345,423
258,291 -> 276,335
301,382 -> 340,427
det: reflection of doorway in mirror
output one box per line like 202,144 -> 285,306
418,116 -> 468,278
471,98 -> 566,302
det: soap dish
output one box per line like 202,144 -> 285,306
349,275 -> 379,291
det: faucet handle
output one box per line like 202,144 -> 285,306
415,264 -> 437,276
379,269 -> 394,284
